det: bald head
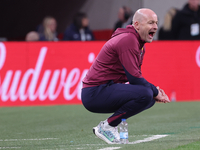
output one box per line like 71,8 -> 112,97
25,31 -> 39,41
132,8 -> 158,43
132,8 -> 157,24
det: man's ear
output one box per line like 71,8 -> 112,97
134,21 -> 139,30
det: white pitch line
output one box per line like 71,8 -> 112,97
98,147 -> 121,150
0,148 -> 20,149
96,135 -> 168,150
128,134 -> 168,144
0,138 -> 58,142
129,135 -> 152,137
70,134 -> 168,148
70,144 -> 106,147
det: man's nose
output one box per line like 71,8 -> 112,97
154,23 -> 158,30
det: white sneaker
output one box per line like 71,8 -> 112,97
93,120 -> 120,144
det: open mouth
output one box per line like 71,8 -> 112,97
149,31 -> 155,38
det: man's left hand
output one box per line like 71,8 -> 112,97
155,86 -> 170,103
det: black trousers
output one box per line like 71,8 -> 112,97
81,81 -> 155,126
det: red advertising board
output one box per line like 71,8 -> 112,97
0,42 -> 104,106
0,41 -> 200,107
143,41 -> 200,101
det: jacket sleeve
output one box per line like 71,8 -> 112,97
119,48 -> 142,78
123,65 -> 158,97
118,36 -> 158,97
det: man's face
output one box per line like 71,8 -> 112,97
137,14 -> 158,43
82,18 -> 89,28
118,8 -> 125,22
188,0 -> 200,11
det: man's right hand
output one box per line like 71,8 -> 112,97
154,86 -> 170,103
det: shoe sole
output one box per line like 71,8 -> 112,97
93,126 -> 113,144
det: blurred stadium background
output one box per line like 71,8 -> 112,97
0,0 -> 188,41
1,0 -> 200,150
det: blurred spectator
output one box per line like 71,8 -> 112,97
0,37 -> 7,41
158,8 -> 179,40
171,0 -> 200,40
63,12 -> 94,41
39,16 -> 58,41
113,6 -> 133,31
25,31 -> 39,41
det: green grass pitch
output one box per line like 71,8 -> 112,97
0,102 -> 200,150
